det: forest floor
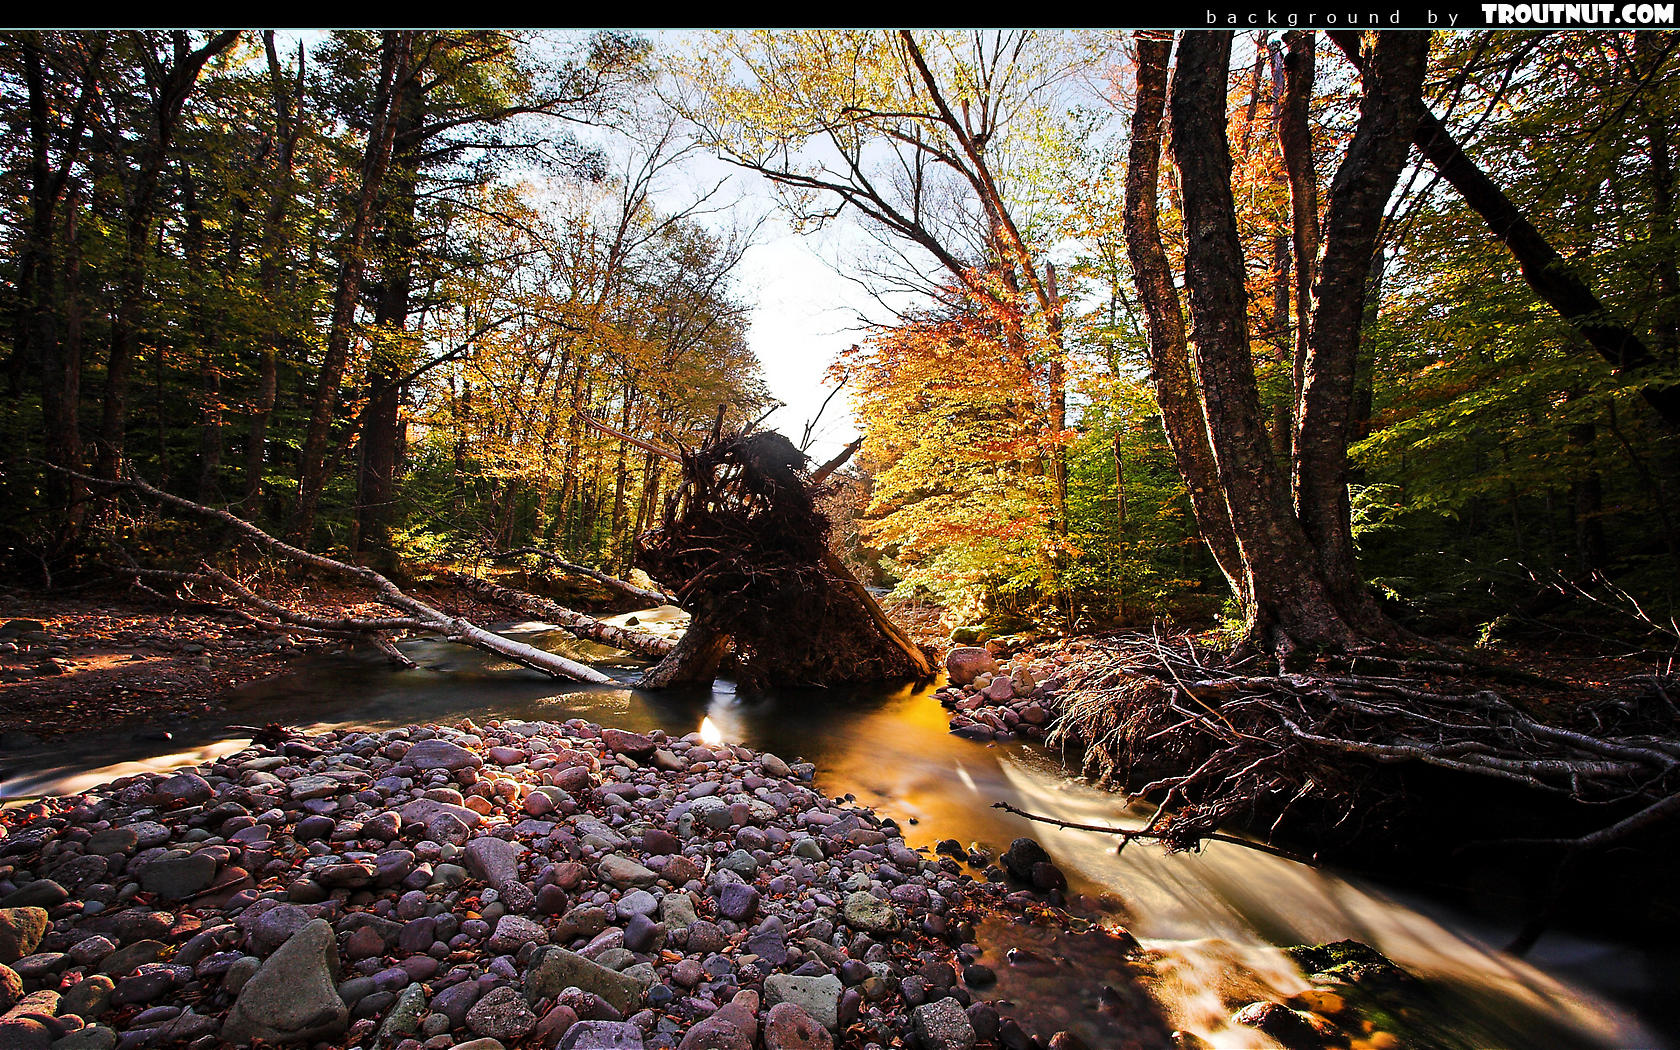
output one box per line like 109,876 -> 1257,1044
0,574 -> 514,740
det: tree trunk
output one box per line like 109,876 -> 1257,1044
94,31 -> 240,485
354,78 -> 425,562
1173,31 -> 1357,654
245,32 -> 303,511
1122,31 -> 1247,600
1292,30 -> 1429,619
293,30 -> 413,544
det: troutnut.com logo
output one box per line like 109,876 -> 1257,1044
1481,2 -> 1675,20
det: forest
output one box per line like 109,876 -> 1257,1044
0,27 -> 1678,1050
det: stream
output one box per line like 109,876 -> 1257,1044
2,619 -> 1671,1049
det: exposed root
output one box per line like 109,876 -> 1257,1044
1049,630 -> 1680,854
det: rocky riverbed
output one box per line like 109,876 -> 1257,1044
935,646 -> 1069,745
0,717 -> 1172,1050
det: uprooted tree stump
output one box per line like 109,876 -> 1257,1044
631,430 -> 933,691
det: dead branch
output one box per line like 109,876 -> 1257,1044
488,546 -> 674,605
990,801 -> 1317,866
437,569 -> 675,659
54,465 -> 615,684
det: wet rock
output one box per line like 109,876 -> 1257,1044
220,918 -> 347,1045
0,908 -> 48,963
913,997 -> 977,1050
466,987 -> 537,1041
1000,837 -> 1051,882
1230,1002 -> 1331,1050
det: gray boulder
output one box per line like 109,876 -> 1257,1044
220,919 -> 347,1045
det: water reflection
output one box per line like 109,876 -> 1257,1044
0,629 -> 1667,1049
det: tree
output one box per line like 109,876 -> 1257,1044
1124,30 -> 1430,656
670,30 -> 1083,544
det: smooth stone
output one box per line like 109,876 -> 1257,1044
397,739 -> 483,772
220,919 -> 347,1045
559,1019 -> 644,1049
597,855 -> 656,889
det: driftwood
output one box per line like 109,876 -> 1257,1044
437,569 -> 675,659
57,467 -> 614,684
577,417 -> 933,689
488,546 -> 674,605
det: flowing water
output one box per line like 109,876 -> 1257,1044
2,618 -> 1671,1049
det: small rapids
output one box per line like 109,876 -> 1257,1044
1,618 -> 1669,1049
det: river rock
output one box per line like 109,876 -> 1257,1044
466,986 -> 537,1041
220,918 -> 347,1045
561,1020 -> 645,1049
139,849 -> 218,900
1000,837 -> 1051,881
913,997 -> 977,1050
842,891 -> 898,933
398,737 -> 484,772
598,854 -> 657,889
0,880 -> 66,909
600,729 -> 656,758
525,946 -> 645,1015
763,1000 -> 833,1050
944,647 -> 998,685
486,913 -> 547,953
0,962 -> 19,1011
764,973 -> 843,1032
153,771 -> 213,807
0,908 -> 48,963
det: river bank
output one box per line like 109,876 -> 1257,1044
0,717 -> 1183,1050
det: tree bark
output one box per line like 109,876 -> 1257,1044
1122,31 -> 1247,600
1172,32 -> 1358,653
1293,30 -> 1429,616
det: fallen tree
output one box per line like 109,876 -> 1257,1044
487,545 -> 674,605
616,426 -> 934,690
54,467 -> 615,684
436,568 -> 675,659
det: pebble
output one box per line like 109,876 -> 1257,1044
0,717 -> 1123,1050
